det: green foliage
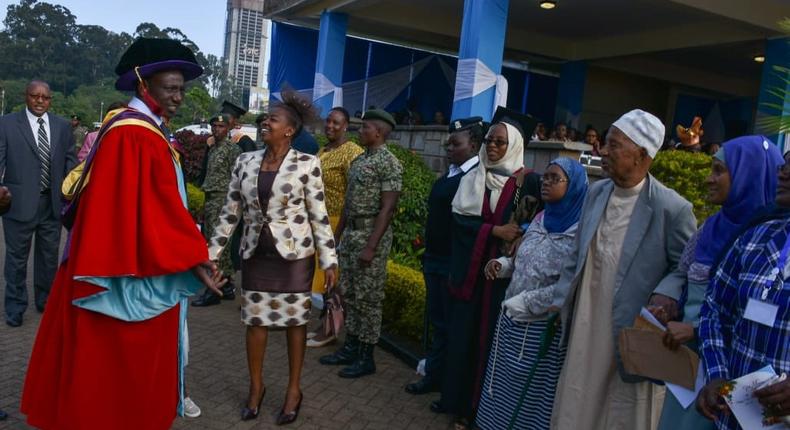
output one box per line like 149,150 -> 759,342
171,86 -> 215,130
54,79 -> 127,124
756,64 -> 790,134
651,150 -> 718,224
186,183 -> 205,222
756,18 -> 790,135
314,133 -> 436,270
382,261 -> 426,342
0,0 -> 227,127
174,130 -> 209,184
386,144 -> 435,270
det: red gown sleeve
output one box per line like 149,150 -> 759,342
69,124 -> 208,279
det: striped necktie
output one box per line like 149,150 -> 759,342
37,117 -> 51,190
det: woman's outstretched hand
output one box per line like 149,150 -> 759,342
191,260 -> 227,295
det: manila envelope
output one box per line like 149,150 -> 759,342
618,327 -> 699,390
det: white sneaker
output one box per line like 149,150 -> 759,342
183,397 -> 201,418
306,335 -> 336,348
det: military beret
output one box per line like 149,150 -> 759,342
209,113 -> 232,125
362,109 -> 396,128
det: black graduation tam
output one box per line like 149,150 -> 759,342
491,106 -> 539,140
448,116 -> 484,133
115,37 -> 203,91
362,109 -> 396,128
221,101 -> 247,119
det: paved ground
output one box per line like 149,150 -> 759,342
0,233 -> 452,430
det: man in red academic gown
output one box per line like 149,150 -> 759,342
21,38 -> 224,430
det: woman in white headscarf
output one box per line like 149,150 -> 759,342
438,108 -> 543,429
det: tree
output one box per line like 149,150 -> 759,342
0,0 -> 81,93
171,85 -> 215,130
756,18 -> 790,134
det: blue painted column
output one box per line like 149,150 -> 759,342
313,11 -> 348,117
554,61 -> 587,129
756,37 -> 790,149
450,0 -> 510,121
520,71 -> 531,113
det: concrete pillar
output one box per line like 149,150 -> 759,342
555,61 -> 587,129
313,11 -> 348,117
450,0 -> 510,121
756,37 -> 790,149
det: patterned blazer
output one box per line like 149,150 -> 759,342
208,148 -> 338,270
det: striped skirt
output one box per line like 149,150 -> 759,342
475,311 -> 567,430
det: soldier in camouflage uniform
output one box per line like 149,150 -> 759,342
319,109 -> 403,378
192,113 -> 242,307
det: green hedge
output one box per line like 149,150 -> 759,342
382,260 -> 426,342
651,150 -> 718,224
386,144 -> 435,270
186,183 -> 205,222
314,133 -> 435,270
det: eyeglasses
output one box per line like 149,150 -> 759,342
541,174 -> 569,185
27,94 -> 52,101
484,138 -> 508,147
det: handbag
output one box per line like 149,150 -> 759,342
322,287 -> 345,337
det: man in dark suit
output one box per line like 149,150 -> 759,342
0,80 -> 77,327
0,184 -> 10,420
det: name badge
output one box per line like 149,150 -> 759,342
744,298 -> 779,327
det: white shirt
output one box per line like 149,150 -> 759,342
26,109 -> 50,145
447,155 -> 479,178
127,97 -> 163,126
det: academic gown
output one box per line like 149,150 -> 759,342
442,171 -> 542,421
21,113 -> 208,430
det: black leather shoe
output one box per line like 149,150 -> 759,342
319,335 -> 359,365
6,314 -> 22,327
405,376 -> 439,395
0,409 -> 7,420
191,289 -> 221,307
241,387 -> 266,421
338,342 -> 376,378
275,391 -> 302,425
430,400 -> 446,414
221,282 -> 235,300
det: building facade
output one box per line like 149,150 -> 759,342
224,0 -> 270,112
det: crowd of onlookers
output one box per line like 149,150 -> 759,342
4,62 -> 789,430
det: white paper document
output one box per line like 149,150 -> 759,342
666,361 -> 705,409
722,365 -> 785,430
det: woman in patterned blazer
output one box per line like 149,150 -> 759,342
208,91 -> 338,425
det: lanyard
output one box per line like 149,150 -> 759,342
764,233 -> 790,300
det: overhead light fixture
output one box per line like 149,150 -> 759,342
753,54 -> 766,63
540,0 -> 557,10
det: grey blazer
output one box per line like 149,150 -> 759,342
0,110 -> 77,222
551,174 -> 696,382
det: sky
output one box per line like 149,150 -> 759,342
0,0 -> 227,57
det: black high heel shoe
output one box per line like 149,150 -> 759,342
241,387 -> 266,421
276,391 -> 303,425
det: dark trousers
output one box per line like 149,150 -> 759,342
423,272 -> 451,384
3,194 -> 61,318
